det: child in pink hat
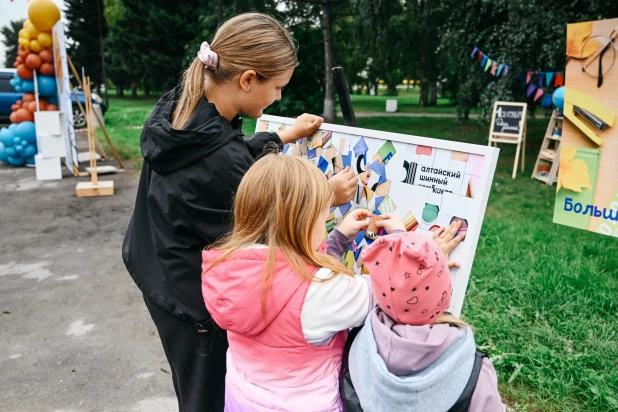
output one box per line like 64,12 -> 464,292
339,214 -> 505,412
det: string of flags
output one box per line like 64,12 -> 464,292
470,46 -> 564,108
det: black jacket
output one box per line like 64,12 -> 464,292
122,90 -> 281,327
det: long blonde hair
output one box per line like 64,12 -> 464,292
204,155 -> 352,319
434,313 -> 471,329
171,13 -> 298,129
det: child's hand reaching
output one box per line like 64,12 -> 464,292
338,209 -> 372,239
375,213 -> 406,234
432,221 -> 466,268
278,113 -> 324,144
329,167 -> 357,206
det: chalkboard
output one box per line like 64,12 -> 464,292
491,104 -> 525,135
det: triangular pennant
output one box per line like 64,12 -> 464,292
518,71 -> 527,85
504,66 -> 510,76
496,64 -> 504,77
538,73 -> 545,87
484,58 -> 493,71
545,72 -> 554,87
534,88 -> 544,102
526,71 -> 533,84
481,55 -> 487,68
471,46 -> 478,59
490,62 -> 498,76
526,83 -> 537,97
554,73 -> 564,87
478,52 -> 484,62
540,94 -> 553,108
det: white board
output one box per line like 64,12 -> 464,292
257,115 -> 500,317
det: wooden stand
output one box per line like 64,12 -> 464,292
532,110 -> 563,186
76,76 -> 114,198
487,102 -> 527,179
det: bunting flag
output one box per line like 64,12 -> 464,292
478,52 -> 484,63
554,73 -> 564,87
484,58 -> 493,71
481,55 -> 488,68
534,88 -> 544,102
490,62 -> 498,75
471,47 -> 479,59
503,66 -> 509,76
538,72 -> 545,86
526,83 -> 537,97
540,94 -> 553,108
545,72 -> 554,87
526,71 -> 533,84
496,63 -> 504,77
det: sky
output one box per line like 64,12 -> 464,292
0,0 -> 65,68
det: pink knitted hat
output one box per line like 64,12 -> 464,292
361,231 -> 452,326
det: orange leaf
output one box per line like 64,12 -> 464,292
566,22 -> 597,59
557,146 -> 592,192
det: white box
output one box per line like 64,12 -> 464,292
35,154 -> 62,180
386,99 -> 398,112
34,111 -> 66,158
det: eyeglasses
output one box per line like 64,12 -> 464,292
581,29 -> 617,88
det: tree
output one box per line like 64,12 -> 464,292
65,0 -> 108,92
1,20 -> 24,69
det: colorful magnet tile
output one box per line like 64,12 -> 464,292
421,203 -> 440,223
401,161 -> 418,185
322,131 -> 333,148
403,210 -> 419,231
353,137 -> 369,157
339,202 -> 353,216
354,230 -> 366,246
378,196 -> 396,215
450,151 -> 468,163
416,145 -> 433,156
308,130 -> 323,149
317,157 -> 329,173
342,151 -> 352,169
308,148 -> 317,159
465,154 -> 484,176
375,180 -> 391,197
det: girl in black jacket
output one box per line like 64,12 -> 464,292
122,12 -> 357,412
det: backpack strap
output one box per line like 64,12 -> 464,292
339,326 -> 364,412
447,350 -> 488,412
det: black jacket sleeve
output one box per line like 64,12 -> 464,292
243,132 -> 283,159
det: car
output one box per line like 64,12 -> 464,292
0,68 -> 107,128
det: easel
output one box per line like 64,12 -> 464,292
487,102 -> 527,179
67,56 -> 124,171
532,110 -> 563,186
75,76 -> 114,197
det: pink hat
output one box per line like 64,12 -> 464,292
361,231 -> 452,326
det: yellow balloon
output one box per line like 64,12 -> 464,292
38,32 -> 52,47
24,20 -> 33,29
29,26 -> 41,39
18,38 -> 29,47
30,40 -> 42,53
19,29 -> 28,38
28,0 -> 61,32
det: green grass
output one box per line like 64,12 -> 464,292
102,96 -> 618,411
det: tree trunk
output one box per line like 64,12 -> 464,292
116,86 -> 124,97
131,82 -> 138,98
418,0 -> 429,107
218,0 -> 224,26
321,0 -> 335,123
429,84 -> 437,105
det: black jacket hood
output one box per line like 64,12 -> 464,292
141,90 -> 243,175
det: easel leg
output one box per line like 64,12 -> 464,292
512,141 -> 521,179
521,128 -> 526,173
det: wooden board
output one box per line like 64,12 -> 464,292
75,180 -> 114,197
559,18 -> 618,235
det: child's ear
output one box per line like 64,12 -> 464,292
239,70 -> 257,91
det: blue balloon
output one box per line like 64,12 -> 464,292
5,147 -> 17,157
15,145 -> 23,153
8,155 -> 25,167
25,156 -> 35,165
0,128 -> 14,147
8,123 -> 17,133
15,121 -> 36,143
14,85 -> 22,93
13,137 -> 21,146
37,76 -> 57,97
22,80 -> 34,93
9,78 -> 18,86
553,86 -> 566,111
22,144 -> 36,158
0,143 -> 8,163
46,96 -> 58,105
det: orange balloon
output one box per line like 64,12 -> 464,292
10,112 -> 18,123
46,104 -> 58,111
15,108 -> 34,123
11,104 -> 18,111
13,61 -> 19,68
27,101 -> 38,113
39,49 -> 53,63
23,93 -> 35,102
18,45 -> 25,52
25,53 -> 42,70
39,62 -> 55,76
16,56 -> 23,64
17,64 -> 34,80
15,100 -> 23,108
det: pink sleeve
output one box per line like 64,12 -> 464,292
468,357 -> 506,412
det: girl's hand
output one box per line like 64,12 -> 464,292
375,213 -> 406,234
338,209 -> 372,239
278,113 -> 324,144
329,167 -> 357,206
432,221 -> 466,268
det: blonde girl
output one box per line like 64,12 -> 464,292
202,155 -> 375,412
123,13 -> 356,412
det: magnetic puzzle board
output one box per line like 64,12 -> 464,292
257,115 -> 499,316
